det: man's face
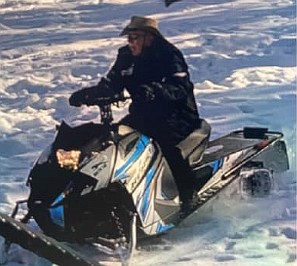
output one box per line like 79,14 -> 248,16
127,30 -> 154,56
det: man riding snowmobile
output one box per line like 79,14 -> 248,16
69,16 -> 211,213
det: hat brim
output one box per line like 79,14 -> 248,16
119,26 -> 163,38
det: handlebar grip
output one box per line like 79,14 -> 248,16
87,94 -> 129,107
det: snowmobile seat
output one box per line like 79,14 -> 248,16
177,119 -> 211,168
118,124 -> 136,136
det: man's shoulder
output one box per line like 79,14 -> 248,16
157,38 -> 183,58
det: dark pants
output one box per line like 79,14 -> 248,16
119,115 -> 196,201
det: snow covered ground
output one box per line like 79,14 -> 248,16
0,0 -> 296,265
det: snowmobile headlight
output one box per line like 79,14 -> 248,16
56,149 -> 81,170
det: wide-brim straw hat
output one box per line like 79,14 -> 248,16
120,16 -> 163,38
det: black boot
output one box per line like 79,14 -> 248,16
180,189 -> 198,218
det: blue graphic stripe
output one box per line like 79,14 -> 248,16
49,194 -> 65,227
115,135 -> 150,180
140,166 -> 156,219
211,159 -> 223,174
156,222 -> 174,233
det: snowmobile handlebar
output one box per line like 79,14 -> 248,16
88,93 -> 130,107
89,94 -> 130,126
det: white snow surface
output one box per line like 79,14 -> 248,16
0,0 -> 296,265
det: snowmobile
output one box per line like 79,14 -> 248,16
0,95 -> 289,266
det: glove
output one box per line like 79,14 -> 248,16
69,78 -> 114,107
69,86 -> 97,107
136,82 -> 162,103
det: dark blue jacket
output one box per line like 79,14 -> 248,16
100,37 -> 201,141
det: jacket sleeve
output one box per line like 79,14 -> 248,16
97,47 -> 126,95
161,48 -> 193,103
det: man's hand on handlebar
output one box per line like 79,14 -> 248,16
87,93 -> 127,107
69,88 -> 127,107
69,77 -> 118,107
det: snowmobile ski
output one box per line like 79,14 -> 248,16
0,212 -> 101,266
